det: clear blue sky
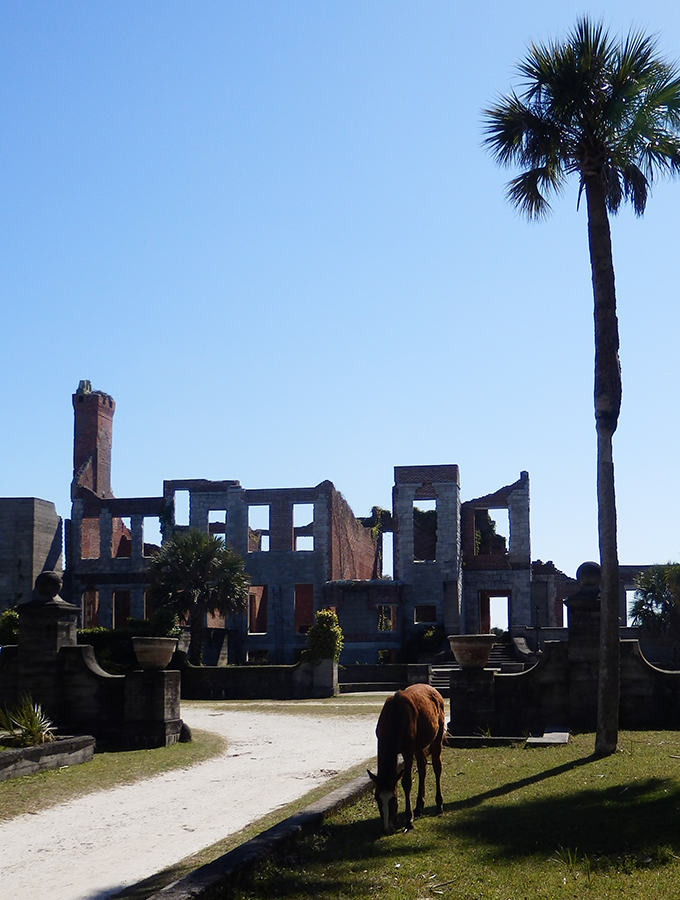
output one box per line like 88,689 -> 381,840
1,1 -> 679,580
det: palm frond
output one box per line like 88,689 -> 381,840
506,166 -> 564,219
620,163 -> 648,215
483,15 -> 680,218
483,92 -> 564,172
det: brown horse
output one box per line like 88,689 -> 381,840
368,683 -> 445,834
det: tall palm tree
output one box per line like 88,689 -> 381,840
483,18 -> 680,755
147,530 -> 249,665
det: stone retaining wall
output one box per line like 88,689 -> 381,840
180,658 -> 338,700
0,734 -> 95,781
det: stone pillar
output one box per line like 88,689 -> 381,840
270,501 -> 293,551
131,515 -> 144,559
448,668 -> 496,735
130,586 -> 146,619
99,509 -> 112,560
564,561 -> 601,731
98,587 -> 114,629
17,572 -> 80,719
124,670 -> 182,747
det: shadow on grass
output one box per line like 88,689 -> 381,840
209,815 -> 433,900
444,752 -> 599,811
444,775 -> 680,862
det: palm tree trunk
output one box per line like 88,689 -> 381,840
585,176 -> 621,756
189,598 -> 205,666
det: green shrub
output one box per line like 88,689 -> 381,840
304,609 -> 344,662
0,694 -> 54,747
0,608 -> 19,646
78,610 -> 182,673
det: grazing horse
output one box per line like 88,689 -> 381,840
368,683 -> 445,835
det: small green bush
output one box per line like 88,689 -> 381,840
78,610 -> 182,673
0,608 -> 19,646
304,609 -> 344,662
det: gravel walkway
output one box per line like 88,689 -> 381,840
0,704 -> 378,900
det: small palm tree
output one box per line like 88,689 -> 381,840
484,18 -> 680,755
147,530 -> 249,665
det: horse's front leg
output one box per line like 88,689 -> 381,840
414,749 -> 427,817
401,753 -> 414,830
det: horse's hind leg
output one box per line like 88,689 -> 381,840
402,753 -> 415,830
414,749 -> 427,817
432,725 -> 444,815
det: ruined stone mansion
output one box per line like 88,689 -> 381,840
1,381 -> 581,664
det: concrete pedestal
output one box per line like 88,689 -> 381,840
448,668 -> 495,735
124,669 -> 182,747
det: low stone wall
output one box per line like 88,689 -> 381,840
338,664 -> 430,689
0,735 -> 96,781
449,638 -> 680,736
181,659 -> 338,700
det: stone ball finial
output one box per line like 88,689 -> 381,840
34,570 -> 63,599
576,561 -> 601,588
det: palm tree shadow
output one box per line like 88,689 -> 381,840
444,753 -> 599,812
444,776 -> 680,862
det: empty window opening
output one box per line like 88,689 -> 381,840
293,503 -> 314,551
413,499 -> 437,562
81,590 -> 99,628
626,589 -> 638,627
248,586 -> 268,634
475,509 -> 508,556
294,584 -> 315,634
378,605 -> 396,631
378,648 -> 396,664
206,610 -> 225,627
208,510 -> 227,538
478,591 -> 510,634
80,518 -> 100,559
414,605 -> 437,624
293,503 -> 314,528
248,506 -> 270,553
174,490 -> 190,526
113,591 -> 131,629
561,602 -> 568,628
381,532 -> 394,578
114,516 -> 132,558
247,649 -> 269,664
490,596 -> 509,634
143,517 -> 162,556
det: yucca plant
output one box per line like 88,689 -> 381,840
0,694 -> 55,747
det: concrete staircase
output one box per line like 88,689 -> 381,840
431,640 -> 526,696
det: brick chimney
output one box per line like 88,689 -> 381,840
72,380 -> 115,499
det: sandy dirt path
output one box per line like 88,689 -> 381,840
0,705 -> 378,900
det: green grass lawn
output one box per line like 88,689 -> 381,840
211,731 -> 680,900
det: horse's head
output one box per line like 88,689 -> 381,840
367,768 -> 402,835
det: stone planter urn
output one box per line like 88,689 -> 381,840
448,634 -> 496,669
132,637 -> 178,670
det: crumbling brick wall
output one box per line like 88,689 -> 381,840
328,487 -> 376,581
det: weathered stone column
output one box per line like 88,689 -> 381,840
124,669 -> 182,748
130,515 -> 144,559
17,572 -> 79,719
564,561 -> 602,731
448,668 -> 496,735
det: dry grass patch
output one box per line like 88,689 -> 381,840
185,693 -> 392,718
